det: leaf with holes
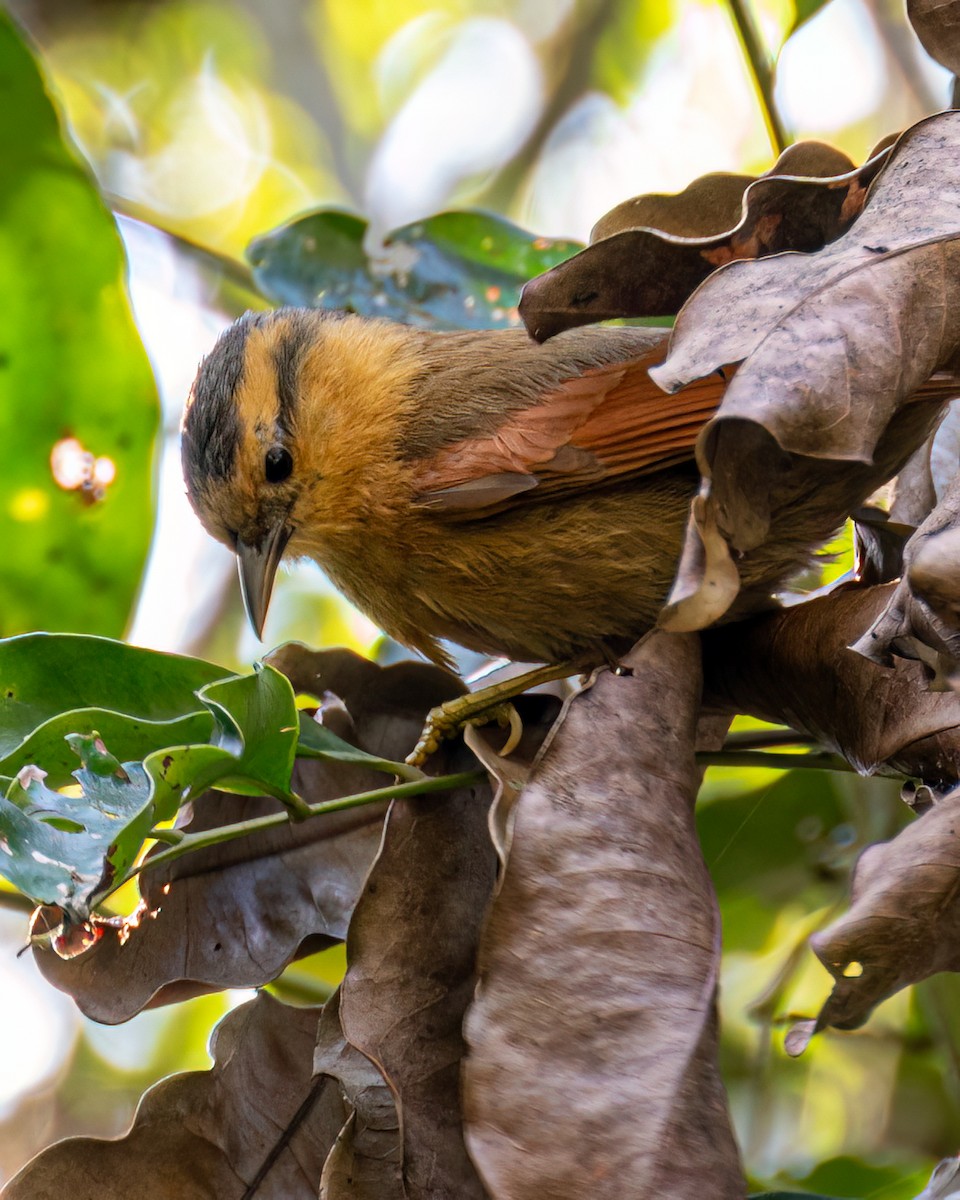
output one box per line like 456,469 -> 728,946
248,207 -> 580,330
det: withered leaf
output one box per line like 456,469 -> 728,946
787,787 -> 960,1049
463,632 -> 745,1200
701,583 -> 960,780
338,735 -> 495,1200
34,647 -> 465,1022
4,993 -> 341,1199
890,399 -> 960,526
854,470 -> 960,682
908,0 -> 960,75
314,991 -> 403,1200
519,139 -> 874,339
651,111 -> 960,631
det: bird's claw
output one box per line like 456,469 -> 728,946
407,699 -> 523,767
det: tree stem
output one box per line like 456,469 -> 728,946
725,0 -> 790,155
697,749 -> 853,772
113,769 -> 486,893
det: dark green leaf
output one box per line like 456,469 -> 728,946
296,710 -> 408,775
789,0 -> 834,34
0,633 -> 226,785
196,663 -> 299,798
247,207 -> 581,330
0,14 -> 160,635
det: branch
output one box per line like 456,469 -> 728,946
110,768 -> 485,895
725,0 -> 791,154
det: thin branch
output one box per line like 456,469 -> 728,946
697,749 -> 853,772
0,887 -> 36,915
725,0 -> 791,154
110,769 -> 485,894
722,727 -> 816,750
479,0 -> 620,213
241,1076 -> 329,1200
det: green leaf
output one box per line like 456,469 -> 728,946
0,758 -> 153,918
196,663 -> 299,799
247,207 -> 581,330
296,709 -> 407,775
750,1194 -> 841,1199
0,663 -> 305,912
0,633 -> 228,785
789,0 -> 834,34
0,14 -> 160,636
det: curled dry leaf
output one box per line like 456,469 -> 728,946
908,0 -> 960,75
338,733 -> 495,1200
890,399 -> 960,526
5,993 -> 341,1200
314,991 -> 403,1200
463,632 -> 745,1200
650,110 -> 960,631
464,693 -> 563,864
785,786 -> 960,1051
702,582 -> 960,780
519,139 -> 876,339
34,646 -> 465,1023
914,1155 -> 960,1200
854,471 -> 960,683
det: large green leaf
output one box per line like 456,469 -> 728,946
0,663 -> 304,914
247,208 -> 581,330
0,633 -> 228,785
0,14 -> 159,636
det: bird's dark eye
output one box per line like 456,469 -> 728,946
264,446 -> 293,483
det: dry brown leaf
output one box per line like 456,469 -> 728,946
463,632 -> 745,1200
34,647 -> 465,1023
852,507 -> 914,586
785,786 -> 960,1051
701,583 -> 960,780
464,693 -> 563,864
519,140 -> 876,339
651,111 -> 960,631
314,991 -> 403,1200
337,736 -> 495,1200
891,400 -> 960,526
908,0 -> 960,74
915,1156 -> 960,1199
4,993 -> 341,1199
854,473 -> 960,683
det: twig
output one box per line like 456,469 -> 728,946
113,769 -> 486,893
725,0 -> 791,154
241,1076 -> 329,1200
697,749 -> 852,772
0,887 -> 35,915
722,727 -> 816,750
480,0 -> 619,212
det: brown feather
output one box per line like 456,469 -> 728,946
413,350 -> 731,515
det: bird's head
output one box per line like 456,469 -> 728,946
182,307 -> 426,638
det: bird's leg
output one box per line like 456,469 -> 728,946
407,660 -> 584,767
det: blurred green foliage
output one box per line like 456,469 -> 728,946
0,13 -> 158,639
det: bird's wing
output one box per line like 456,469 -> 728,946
412,347 -> 728,515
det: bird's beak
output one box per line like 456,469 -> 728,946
236,523 -> 292,639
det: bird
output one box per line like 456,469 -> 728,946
180,307 -> 949,678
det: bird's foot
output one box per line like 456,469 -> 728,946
406,659 -> 588,766
407,698 -> 523,767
